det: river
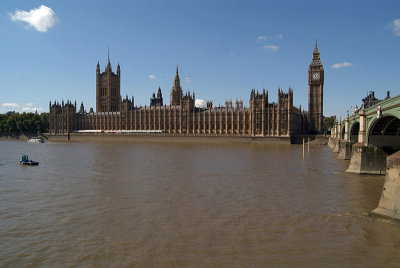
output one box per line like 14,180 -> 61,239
1,139 -> 399,267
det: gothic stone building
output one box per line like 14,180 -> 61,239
49,42 -> 324,136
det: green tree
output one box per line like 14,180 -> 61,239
39,113 -> 49,132
0,112 -> 50,134
7,114 -> 18,133
323,116 -> 335,131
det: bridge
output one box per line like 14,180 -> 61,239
328,93 -> 400,221
336,93 -> 400,153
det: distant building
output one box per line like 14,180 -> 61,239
49,42 -> 324,136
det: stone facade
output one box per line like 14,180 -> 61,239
50,43 -> 323,136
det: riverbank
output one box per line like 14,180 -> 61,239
2,132 -> 328,145
49,133 -> 295,145
0,133 -> 30,141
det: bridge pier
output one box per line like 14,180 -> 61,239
337,117 -> 352,160
328,123 -> 341,153
328,136 -> 335,149
371,150 -> 400,220
332,138 -> 340,153
346,110 -> 387,174
345,143 -> 387,174
337,141 -> 353,160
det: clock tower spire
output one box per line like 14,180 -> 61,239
308,39 -> 324,133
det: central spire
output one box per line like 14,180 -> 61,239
107,46 -> 110,66
171,65 -> 182,106
174,65 -> 180,87
313,39 -> 319,54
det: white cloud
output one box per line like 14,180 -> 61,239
2,103 -> 19,108
8,5 -> 58,32
390,18 -> 400,36
184,76 -> 191,83
148,74 -> 156,79
195,99 -> 206,108
257,34 -> 283,41
263,45 -> 279,52
332,61 -> 353,69
25,102 -> 34,106
22,107 -> 42,112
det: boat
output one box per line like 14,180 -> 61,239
20,155 -> 39,166
27,137 -> 44,143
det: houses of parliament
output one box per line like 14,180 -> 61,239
49,41 -> 324,136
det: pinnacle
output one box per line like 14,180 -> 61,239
313,39 -> 319,54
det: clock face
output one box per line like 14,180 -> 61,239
312,72 -> 319,80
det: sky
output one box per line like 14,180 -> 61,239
1,0 -> 400,118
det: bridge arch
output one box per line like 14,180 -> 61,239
349,121 -> 359,143
367,114 -> 400,154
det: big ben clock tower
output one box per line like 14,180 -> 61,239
308,40 -> 324,133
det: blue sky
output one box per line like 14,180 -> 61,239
1,0 -> 400,118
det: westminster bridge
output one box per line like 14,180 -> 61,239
332,93 -> 400,152
328,93 -> 400,221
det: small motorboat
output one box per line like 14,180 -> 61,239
20,155 -> 39,166
27,137 -> 44,143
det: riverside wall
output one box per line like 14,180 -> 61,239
48,133 -> 293,145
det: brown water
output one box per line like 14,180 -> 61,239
1,139 -> 399,267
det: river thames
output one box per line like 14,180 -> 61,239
1,139 -> 399,266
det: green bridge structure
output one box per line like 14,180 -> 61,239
328,94 -> 400,221
336,93 -> 400,152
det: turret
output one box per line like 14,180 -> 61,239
174,65 -> 181,88
157,87 -> 162,98
107,47 -> 111,71
96,61 -> 100,74
79,102 -> 85,114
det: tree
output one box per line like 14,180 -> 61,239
7,114 -> 18,133
323,116 -> 335,131
39,113 -> 49,132
0,112 -> 50,134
